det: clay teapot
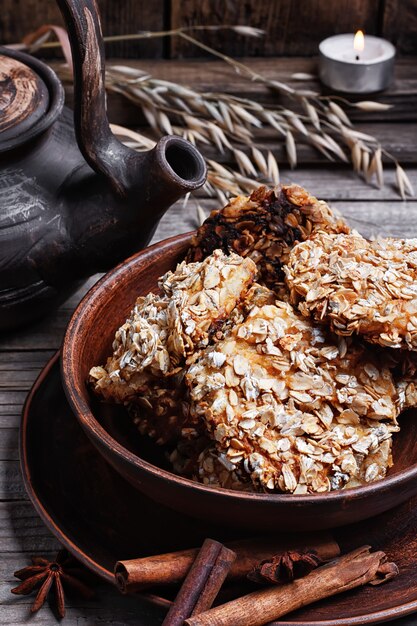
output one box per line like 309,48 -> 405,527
0,0 -> 206,331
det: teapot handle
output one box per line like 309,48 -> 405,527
56,0 -> 132,195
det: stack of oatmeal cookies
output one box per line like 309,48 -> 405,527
90,184 -> 417,494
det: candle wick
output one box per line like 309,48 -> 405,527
355,54 -> 360,61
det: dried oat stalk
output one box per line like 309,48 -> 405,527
19,24 -> 412,200
102,60 -> 412,199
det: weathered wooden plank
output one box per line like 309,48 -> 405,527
105,92 -> 416,127
0,461 -> 26,501
0,0 -> 61,48
58,56 -> 417,167
195,124 -> 417,164
101,56 -> 416,88
0,318 -> 70,353
0,352 -> 55,442
0,429 -> 18,461
382,0 -> 417,55
96,0 -> 165,59
0,0 -> 165,58
52,61 -> 417,159
0,502 -> 57,554
170,0 -> 381,57
0,352 -> 54,369
2,0 -> 416,61
56,57 -> 417,125
263,167 -> 417,201
0,605 -> 162,626
330,201 -> 417,240
0,415 -> 20,430
0,352 -> 54,390
0,391 -> 28,419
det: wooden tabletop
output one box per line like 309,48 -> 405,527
1,56 -> 417,625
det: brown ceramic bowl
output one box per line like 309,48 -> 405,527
61,232 -> 417,532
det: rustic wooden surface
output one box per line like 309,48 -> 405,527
1,0 -> 417,56
1,56 -> 417,624
60,56 -> 417,125
382,0 -> 417,56
170,0 -> 381,57
0,0 -> 165,58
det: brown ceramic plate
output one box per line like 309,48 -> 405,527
21,352 -> 417,625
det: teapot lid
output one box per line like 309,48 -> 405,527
0,48 -> 64,153
0,55 -> 50,143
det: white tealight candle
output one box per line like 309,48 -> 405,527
319,31 -> 395,93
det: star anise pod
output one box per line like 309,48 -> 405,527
11,548 -> 95,618
247,549 -> 323,585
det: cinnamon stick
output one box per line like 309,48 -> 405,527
115,532 -> 339,593
184,546 -> 398,626
162,538 -> 236,626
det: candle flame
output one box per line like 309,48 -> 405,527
354,30 -> 365,52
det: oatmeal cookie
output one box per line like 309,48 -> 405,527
172,443 -> 254,492
128,377 -> 198,445
89,250 -> 257,442
89,365 -> 193,445
285,231 -> 417,350
185,301 -> 401,494
186,184 -> 349,297
132,283 -> 279,444
382,348 -> 417,410
89,250 -> 256,394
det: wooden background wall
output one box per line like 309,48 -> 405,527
1,0 -> 416,57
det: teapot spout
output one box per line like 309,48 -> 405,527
135,134 -> 207,213
63,134 -> 206,277
84,135 -> 206,270
56,0 -> 206,199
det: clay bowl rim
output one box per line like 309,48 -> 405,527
61,231 -> 417,506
